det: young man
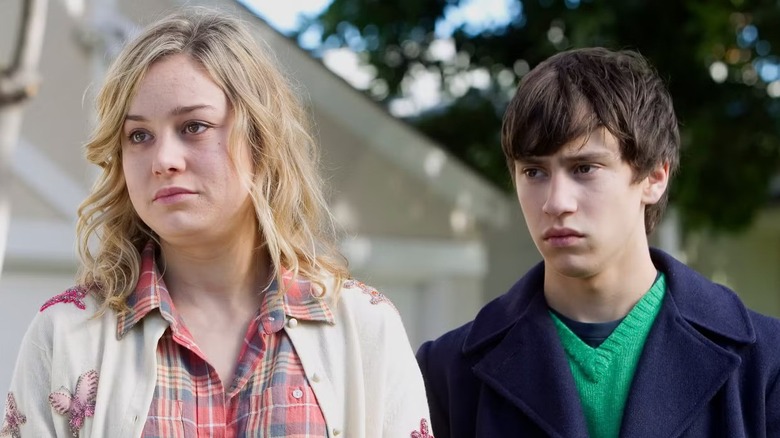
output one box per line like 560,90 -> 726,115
416,47 -> 780,437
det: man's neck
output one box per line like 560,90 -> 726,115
544,247 -> 658,323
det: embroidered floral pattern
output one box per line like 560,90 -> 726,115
343,279 -> 397,311
411,418 -> 434,438
1,393 -> 26,438
49,370 -> 99,437
40,287 -> 88,312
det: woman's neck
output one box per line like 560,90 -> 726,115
158,234 -> 271,310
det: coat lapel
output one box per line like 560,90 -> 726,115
620,249 -> 756,437
467,270 -> 589,438
473,295 -> 589,437
619,294 -> 742,437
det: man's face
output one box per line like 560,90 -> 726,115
514,128 -> 668,279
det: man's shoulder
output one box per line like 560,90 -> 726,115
418,320 -> 475,362
418,270 -> 542,364
654,249 -> 780,357
734,309 -> 780,387
416,319 -> 481,405
746,309 -> 780,345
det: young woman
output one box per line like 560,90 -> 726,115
3,9 -> 431,438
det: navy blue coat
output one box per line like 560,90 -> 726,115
417,249 -> 780,437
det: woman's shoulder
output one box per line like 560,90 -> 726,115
332,278 -> 396,309
29,286 -> 108,334
11,286 -> 111,367
329,278 -> 406,330
39,285 -> 94,313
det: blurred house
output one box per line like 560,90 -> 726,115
0,0 -> 538,393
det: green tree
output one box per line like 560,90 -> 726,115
302,0 -> 780,233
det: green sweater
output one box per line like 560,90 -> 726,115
550,274 -> 666,438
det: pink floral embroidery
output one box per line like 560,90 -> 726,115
411,418 -> 434,438
1,393 -> 26,438
49,370 -> 98,437
40,287 -> 88,312
344,279 -> 397,311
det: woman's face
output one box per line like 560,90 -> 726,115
121,54 -> 255,247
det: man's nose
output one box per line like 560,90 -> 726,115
542,172 -> 577,216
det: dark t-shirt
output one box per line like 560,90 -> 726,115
549,308 -> 623,348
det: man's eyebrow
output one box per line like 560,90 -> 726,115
515,156 -> 547,165
559,152 -> 615,163
125,104 -> 215,122
516,152 -> 616,165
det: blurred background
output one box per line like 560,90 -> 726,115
1,0 -> 779,394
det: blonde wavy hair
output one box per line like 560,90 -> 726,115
77,8 -> 348,314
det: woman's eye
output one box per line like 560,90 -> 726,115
129,131 -> 149,143
184,122 -> 207,134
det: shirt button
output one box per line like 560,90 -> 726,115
311,373 -> 321,383
292,388 -> 303,399
333,428 -> 342,436
287,317 -> 298,328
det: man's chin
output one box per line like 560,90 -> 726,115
544,254 -> 596,279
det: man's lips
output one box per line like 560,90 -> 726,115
542,228 -> 584,240
153,187 -> 196,201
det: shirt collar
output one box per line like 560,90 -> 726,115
116,242 -> 334,339
259,275 -> 335,334
116,242 -> 181,339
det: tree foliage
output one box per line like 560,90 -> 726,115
304,0 -> 780,233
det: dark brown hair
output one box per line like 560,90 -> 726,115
502,47 -> 680,233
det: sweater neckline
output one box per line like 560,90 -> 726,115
550,273 -> 666,382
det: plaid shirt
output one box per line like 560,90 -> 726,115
116,243 -> 333,438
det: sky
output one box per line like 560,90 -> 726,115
242,0 -> 518,36
241,0 -> 519,116
240,0 -> 332,33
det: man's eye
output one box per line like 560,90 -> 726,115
575,165 -> 595,174
524,168 -> 540,178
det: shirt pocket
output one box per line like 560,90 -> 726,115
246,385 -> 328,437
142,399 -> 191,438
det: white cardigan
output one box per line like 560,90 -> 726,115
6,280 -> 432,437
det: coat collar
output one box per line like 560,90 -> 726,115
464,248 -> 755,354
462,261 -> 546,355
470,287 -> 589,437
647,247 -> 755,343
462,248 -> 755,437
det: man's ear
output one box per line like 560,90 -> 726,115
642,161 -> 670,205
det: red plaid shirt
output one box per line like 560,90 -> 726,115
116,243 -> 333,437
